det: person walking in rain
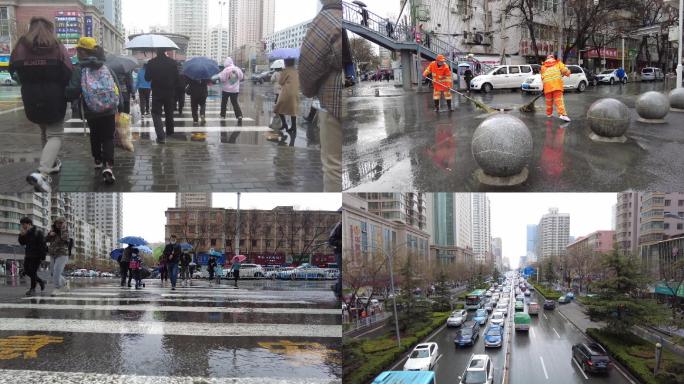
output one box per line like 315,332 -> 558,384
274,58 -> 300,132
300,0 -> 343,192
218,57 -> 244,123
114,67 -> 135,114
163,235 -> 181,290
46,217 -> 69,296
136,63 -> 152,115
463,67 -> 474,92
231,258 -> 241,288
423,54 -> 453,112
158,253 -> 168,284
179,251 -> 191,287
174,63 -> 186,116
540,54 -> 571,122
18,217 -> 47,296
9,17 -> 73,193
145,48 -> 179,143
187,77 -> 211,126
207,256 -> 217,284
66,37 -> 122,185
119,244 -> 133,287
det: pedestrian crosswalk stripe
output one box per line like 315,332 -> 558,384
0,369 -> 338,384
50,290 -> 309,299
22,296 -> 315,305
0,303 -> 340,315
65,117 -> 254,124
63,126 -> 274,134
0,318 -> 341,338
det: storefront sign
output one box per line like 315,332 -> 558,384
84,16 -> 93,37
55,11 -> 83,45
585,47 -> 618,59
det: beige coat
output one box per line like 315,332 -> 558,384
273,67 -> 300,116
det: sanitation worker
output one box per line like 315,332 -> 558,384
423,54 -> 453,112
540,53 -> 571,122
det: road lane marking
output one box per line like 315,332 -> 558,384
539,356 -> 549,380
529,327 -> 535,338
0,370 -> 333,384
572,357 -> 589,380
0,106 -> 24,115
0,335 -> 63,360
543,313 -> 548,320
0,303 -> 338,315
553,327 -> 560,338
0,318 -> 341,338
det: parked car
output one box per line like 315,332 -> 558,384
447,309 -> 468,327
459,354 -> 494,384
470,64 -> 539,93
528,302 -> 540,315
0,71 -> 17,86
543,299 -> 556,310
484,324 -> 504,348
275,263 -> 326,280
572,342 -> 612,374
403,342 -> 439,371
224,263 -> 265,278
251,70 -> 273,84
641,67 -> 664,81
455,321 -> 480,347
473,308 -> 488,325
596,69 -> 628,84
514,312 -> 531,332
521,65 -> 589,93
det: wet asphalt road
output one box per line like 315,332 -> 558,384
0,83 -> 324,192
386,284 -> 633,384
343,80 -> 684,192
0,277 -> 341,383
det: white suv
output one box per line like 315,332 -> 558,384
225,263 -> 265,278
522,65 -> 589,93
459,354 -> 494,384
641,67 -> 664,81
597,69 -> 628,84
403,342 -> 439,371
470,64 -> 539,93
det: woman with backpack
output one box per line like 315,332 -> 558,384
46,217 -> 69,296
66,37 -> 123,185
9,17 -> 73,193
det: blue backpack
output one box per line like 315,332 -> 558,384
81,65 -> 119,113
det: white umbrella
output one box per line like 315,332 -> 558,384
270,59 -> 285,69
125,34 -> 179,50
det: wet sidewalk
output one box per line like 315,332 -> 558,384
0,84 -> 324,192
343,81 -> 684,191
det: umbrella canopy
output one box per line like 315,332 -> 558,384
180,242 -> 193,251
105,54 -> 139,74
269,48 -> 300,60
182,57 -> 220,81
458,62 -> 472,67
270,59 -> 285,69
232,255 -> 247,263
118,236 -> 148,246
352,0 -> 367,7
209,249 -> 223,257
110,248 -> 123,261
137,245 -> 153,254
125,34 -> 179,50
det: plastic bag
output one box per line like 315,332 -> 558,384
130,101 -> 141,125
114,113 -> 134,152
269,115 -> 282,130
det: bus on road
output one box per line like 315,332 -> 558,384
465,289 -> 487,310
372,371 -> 435,384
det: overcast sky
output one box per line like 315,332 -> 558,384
489,193 -> 617,269
122,0 -> 319,35
122,193 -> 341,244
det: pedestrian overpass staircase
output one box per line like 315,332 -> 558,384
342,1 -> 495,75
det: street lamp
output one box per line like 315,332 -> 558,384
677,0 -> 683,88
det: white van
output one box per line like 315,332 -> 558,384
641,67 -> 664,81
470,64 -> 539,93
521,65 -> 589,93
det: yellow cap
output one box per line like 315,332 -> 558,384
76,37 -> 98,51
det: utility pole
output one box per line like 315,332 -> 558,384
218,1 -> 226,63
677,0 -> 683,88
558,0 -> 565,60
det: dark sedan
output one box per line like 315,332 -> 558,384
454,321 -> 480,347
543,299 -> 556,310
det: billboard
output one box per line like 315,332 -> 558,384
55,11 -> 83,45
84,16 -> 93,37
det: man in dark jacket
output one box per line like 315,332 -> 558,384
9,17 -> 73,193
18,217 -> 47,296
162,235 -> 182,290
175,63 -> 186,116
145,48 -> 179,143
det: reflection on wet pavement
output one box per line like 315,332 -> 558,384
0,278 -> 341,382
344,81 -> 684,191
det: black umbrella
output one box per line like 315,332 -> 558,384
352,0 -> 367,7
105,54 -> 139,74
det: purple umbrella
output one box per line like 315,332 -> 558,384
268,48 -> 300,60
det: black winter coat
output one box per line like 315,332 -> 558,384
144,54 -> 179,95
18,227 -> 47,261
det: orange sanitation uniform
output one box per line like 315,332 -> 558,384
540,57 -> 571,117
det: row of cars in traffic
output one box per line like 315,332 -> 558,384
468,64 -> 665,93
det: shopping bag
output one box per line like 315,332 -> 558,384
269,115 -> 282,130
130,101 -> 141,125
114,113 -> 134,152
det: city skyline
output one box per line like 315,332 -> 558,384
123,193 -> 341,243
122,0 -> 318,35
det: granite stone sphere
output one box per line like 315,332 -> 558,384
670,87 -> 684,110
471,114 -> 532,177
635,91 -> 669,120
587,98 -> 630,137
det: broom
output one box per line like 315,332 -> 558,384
519,92 -> 545,113
425,77 -> 497,114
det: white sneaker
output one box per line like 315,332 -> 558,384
65,280 -> 70,291
26,173 -> 51,193
559,115 -> 571,122
102,168 -> 116,184
50,289 -> 61,296
48,159 -> 62,174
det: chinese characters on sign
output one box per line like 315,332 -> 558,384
84,16 -> 93,37
54,11 -> 83,45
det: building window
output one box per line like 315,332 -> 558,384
210,238 -> 216,246
678,223 -> 683,230
665,200 -> 671,206
665,223 -> 670,229
251,239 -> 257,247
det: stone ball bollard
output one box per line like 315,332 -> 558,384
635,91 -> 669,123
669,88 -> 684,112
587,98 -> 630,142
471,114 -> 532,186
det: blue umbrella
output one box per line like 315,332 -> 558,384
118,236 -> 148,246
180,242 -> 193,251
209,249 -> 223,257
269,48 -> 300,60
110,248 -> 124,261
182,57 -> 220,80
137,245 -> 153,254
